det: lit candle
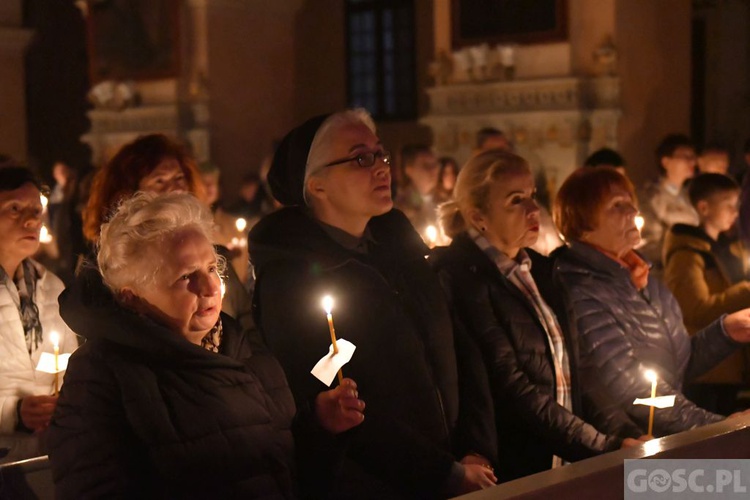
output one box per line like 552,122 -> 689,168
425,225 -> 438,248
235,217 -> 247,232
40,194 -> 48,211
51,331 -> 60,395
635,214 -> 645,232
645,369 -> 657,437
322,295 -> 344,385
40,225 -> 53,244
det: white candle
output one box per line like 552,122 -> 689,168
645,369 -> 657,437
51,331 -> 60,395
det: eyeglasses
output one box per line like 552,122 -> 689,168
324,150 -> 391,169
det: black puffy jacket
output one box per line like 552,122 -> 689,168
249,207 -> 496,499
47,267 -> 296,499
553,241 -> 739,436
434,234 -> 640,481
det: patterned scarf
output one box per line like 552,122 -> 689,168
0,260 -> 43,354
200,318 -> 223,353
470,230 -> 571,468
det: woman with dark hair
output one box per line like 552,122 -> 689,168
83,133 -> 204,243
0,167 -> 77,461
553,167 -> 750,437
433,150 -> 642,481
81,133 -> 252,329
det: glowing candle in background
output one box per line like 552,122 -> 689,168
645,369 -> 657,437
51,331 -> 60,395
635,214 -> 645,232
322,295 -> 344,385
40,194 -> 48,212
40,225 -> 53,244
425,225 -> 438,248
235,217 -> 247,232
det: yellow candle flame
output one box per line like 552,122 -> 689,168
635,214 -> 645,232
645,369 -> 657,383
322,295 -> 334,315
235,218 -> 247,232
50,331 -> 59,350
40,194 -> 48,211
40,225 -> 53,244
425,225 -> 438,244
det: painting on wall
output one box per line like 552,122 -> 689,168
452,0 -> 568,47
84,0 -> 180,83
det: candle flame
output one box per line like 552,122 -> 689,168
40,225 -> 53,243
425,225 -> 438,243
40,194 -> 48,211
50,331 -> 59,349
235,218 -> 247,232
635,214 -> 645,231
220,277 -> 226,299
322,295 -> 334,314
645,369 -> 657,383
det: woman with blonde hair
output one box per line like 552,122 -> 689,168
433,150 -> 643,481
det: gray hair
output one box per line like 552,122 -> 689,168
98,191 -> 219,292
303,108 -> 377,205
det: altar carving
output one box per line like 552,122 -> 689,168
421,74 -> 620,196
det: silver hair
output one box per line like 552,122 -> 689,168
303,108 -> 377,205
98,191 -> 221,293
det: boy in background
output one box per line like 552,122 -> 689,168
662,173 -> 750,414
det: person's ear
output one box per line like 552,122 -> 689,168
696,199 -> 710,218
306,175 -> 326,202
467,208 -> 487,233
117,288 -> 140,310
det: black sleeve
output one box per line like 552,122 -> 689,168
254,262 -> 456,497
449,274 -> 622,461
47,345 -> 152,499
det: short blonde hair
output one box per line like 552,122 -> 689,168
439,149 -> 531,238
553,166 -> 637,241
98,191 -> 219,292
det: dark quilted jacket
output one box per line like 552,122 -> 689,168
553,242 -> 739,436
434,234 -> 640,481
47,267 -> 296,499
249,207 -> 496,499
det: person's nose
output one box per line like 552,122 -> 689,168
195,272 -> 220,297
23,210 -> 42,229
166,178 -> 187,194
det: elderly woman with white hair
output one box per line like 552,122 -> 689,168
47,192 -> 364,499
249,109 -> 497,498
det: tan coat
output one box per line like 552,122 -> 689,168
663,224 -> 750,384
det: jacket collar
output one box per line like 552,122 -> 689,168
249,206 -> 428,272
559,241 -> 638,281
60,266 -> 244,368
